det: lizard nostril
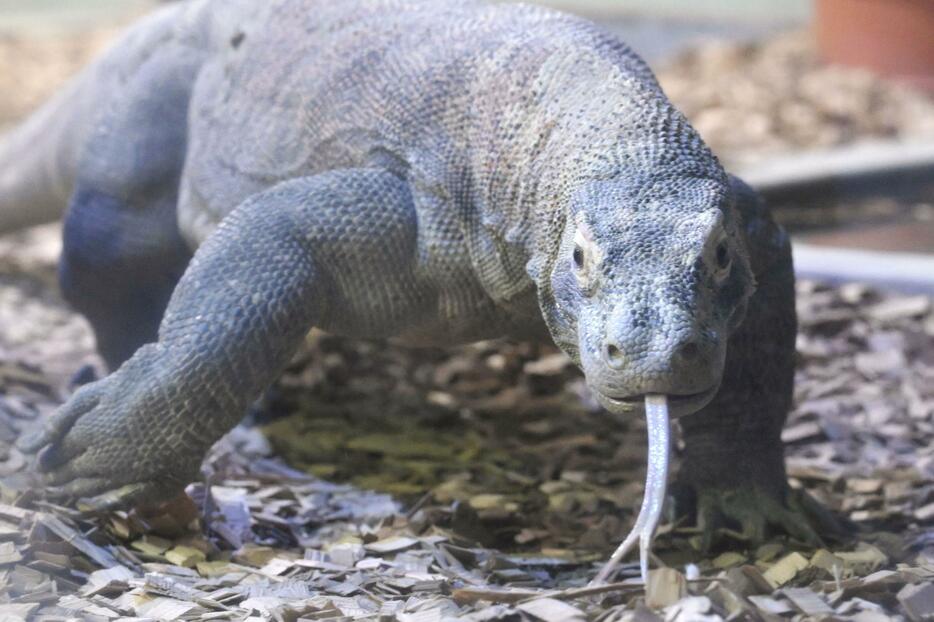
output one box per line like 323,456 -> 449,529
605,343 -> 625,368
678,341 -> 700,362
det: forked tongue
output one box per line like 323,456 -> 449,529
590,394 -> 670,586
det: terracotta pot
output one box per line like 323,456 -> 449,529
815,0 -> 934,90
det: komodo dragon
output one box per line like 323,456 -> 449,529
0,0 -> 834,548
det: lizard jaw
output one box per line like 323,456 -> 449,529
593,383 -> 719,417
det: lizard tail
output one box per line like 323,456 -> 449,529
0,68 -> 99,235
0,1 -> 211,237
0,65 -> 109,236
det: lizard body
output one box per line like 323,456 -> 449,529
1,0 -> 835,545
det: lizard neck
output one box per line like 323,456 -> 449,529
463,36 -> 725,343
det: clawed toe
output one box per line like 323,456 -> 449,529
77,483 -> 151,513
696,484 -> 841,552
45,478 -> 152,514
44,477 -> 113,501
788,487 -> 852,541
36,443 -> 86,472
17,385 -> 103,454
16,428 -> 50,454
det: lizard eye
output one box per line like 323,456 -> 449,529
571,222 -> 600,295
716,241 -> 730,269
714,240 -> 732,279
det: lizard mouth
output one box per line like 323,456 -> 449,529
594,383 -> 719,417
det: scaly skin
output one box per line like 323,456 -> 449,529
5,0 -> 838,543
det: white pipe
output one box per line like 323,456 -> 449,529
793,242 -> 934,295
740,140 -> 934,193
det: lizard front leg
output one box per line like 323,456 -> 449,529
676,177 -> 842,549
21,168 -> 415,510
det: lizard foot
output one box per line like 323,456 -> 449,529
690,482 -> 848,552
18,345 -> 204,512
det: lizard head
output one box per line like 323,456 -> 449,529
539,175 -> 755,418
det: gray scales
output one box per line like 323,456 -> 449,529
0,0 -> 838,553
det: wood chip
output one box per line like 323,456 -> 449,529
712,552 -> 746,569
914,502 -> 934,522
259,557 -> 295,577
748,595 -> 793,615
898,582 -> 934,622
164,546 -> 206,568
782,587 -> 834,616
645,568 -> 687,609
134,595 -> 201,620
868,297 -> 931,322
365,536 -> 420,554
763,552 -> 810,588
452,587 -> 541,605
36,513 -> 125,570
781,421 -> 824,444
0,541 -> 22,565
130,534 -> 172,556
847,478 -> 885,494
517,598 -> 586,622
810,549 -> 844,578
0,603 -> 39,618
837,544 -> 888,575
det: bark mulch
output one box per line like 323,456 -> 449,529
0,248 -> 931,620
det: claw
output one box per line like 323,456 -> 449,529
789,487 -> 851,541
16,428 -> 50,455
45,476 -> 112,500
17,386 -> 100,454
36,443 -> 87,472
38,456 -> 92,486
17,348 -> 201,514
46,479 -> 150,514
697,485 -> 836,552
77,483 -> 150,514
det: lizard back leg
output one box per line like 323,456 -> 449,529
56,29 -> 203,370
59,187 -> 191,369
